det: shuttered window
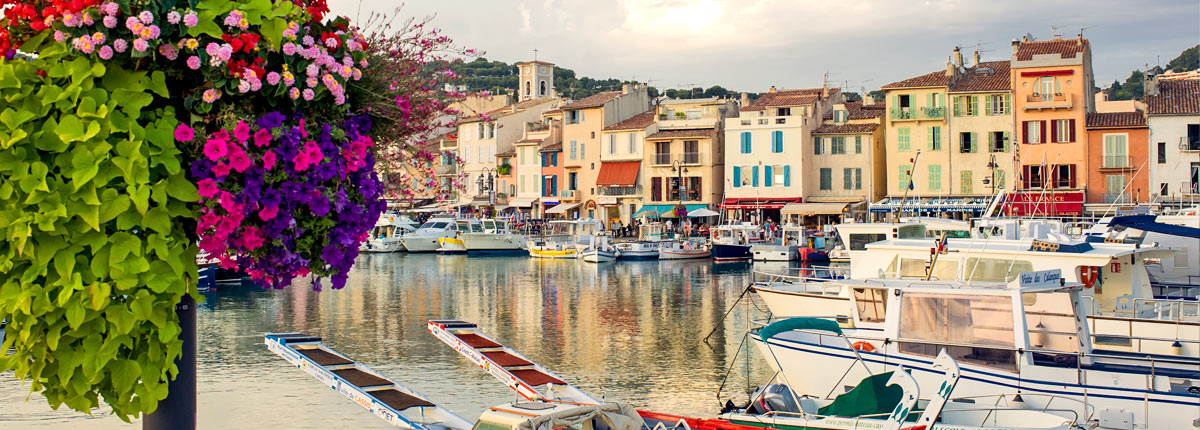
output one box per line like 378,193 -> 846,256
961,170 -> 973,194
820,168 -> 832,190
898,128 -> 911,151
928,164 -> 942,191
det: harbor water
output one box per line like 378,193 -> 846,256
0,254 -> 780,429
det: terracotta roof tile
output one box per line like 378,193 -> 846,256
1014,39 -> 1088,61
741,88 -> 833,111
496,150 -> 516,157
950,61 -> 1011,92
813,123 -> 879,134
539,142 -> 562,152
645,128 -> 716,140
1146,79 -> 1199,115
515,138 -> 543,144
1085,112 -> 1146,129
603,109 -> 656,131
882,69 -> 950,90
562,91 -> 622,110
851,103 -> 885,119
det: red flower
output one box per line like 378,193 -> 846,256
320,31 -> 341,50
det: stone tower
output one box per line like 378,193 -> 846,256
516,60 -> 555,101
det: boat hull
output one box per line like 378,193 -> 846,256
462,233 -> 526,253
437,237 -> 468,254
614,241 -> 660,260
400,236 -> 446,253
529,248 -> 578,259
751,244 -> 798,261
359,237 -> 404,253
713,243 -> 752,261
581,250 -> 616,263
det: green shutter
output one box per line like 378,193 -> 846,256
1002,131 -> 1010,152
1004,93 -> 1011,114
953,96 -> 961,116
733,166 -> 741,187
783,165 -> 791,186
984,95 -> 992,115
765,165 -> 773,187
971,132 -> 978,152
973,96 -> 982,116
927,93 -> 933,110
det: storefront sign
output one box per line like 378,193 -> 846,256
598,197 -> 617,205
1003,191 -> 1084,216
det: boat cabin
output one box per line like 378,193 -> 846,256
638,223 -> 666,242
833,222 -> 926,253
712,223 -> 760,245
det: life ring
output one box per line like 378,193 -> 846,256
1078,266 -> 1100,288
852,341 -> 875,352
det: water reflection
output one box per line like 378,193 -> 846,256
0,254 -> 775,429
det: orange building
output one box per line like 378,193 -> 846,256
1007,36 -> 1096,217
1084,112 -> 1149,211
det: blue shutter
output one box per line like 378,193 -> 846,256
774,130 -> 784,152
814,137 -> 822,155
765,165 -> 773,187
580,110 -> 586,122
783,165 -> 791,186
752,166 -> 759,187
733,166 -> 741,187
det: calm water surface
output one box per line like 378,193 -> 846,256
0,254 -> 782,429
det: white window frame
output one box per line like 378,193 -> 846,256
1056,119 -> 1071,143
1027,121 -> 1041,144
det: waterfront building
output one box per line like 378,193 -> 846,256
495,148 -> 515,214
1084,111 -> 1150,214
598,109 -> 656,224
558,84 -> 651,220
456,98 -> 561,213
539,141 -> 564,218
877,57 -> 951,216
1144,77 -> 1200,208
512,118 -> 561,218
804,98 -> 885,224
641,97 -> 737,222
1007,36 -> 1096,217
724,87 -> 840,223
944,57 -> 1016,214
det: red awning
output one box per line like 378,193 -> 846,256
721,197 -> 803,210
596,161 -> 640,186
1003,191 -> 1085,216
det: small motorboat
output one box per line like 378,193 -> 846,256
580,236 -> 619,263
614,223 -> 665,260
658,239 -> 711,260
711,223 -> 758,262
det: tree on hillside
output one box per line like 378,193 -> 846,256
867,90 -> 887,102
1165,45 -> 1199,72
703,85 -> 730,98
842,92 -> 862,102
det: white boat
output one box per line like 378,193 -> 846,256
528,219 -> 603,259
581,235 -> 619,263
614,223 -> 665,260
436,219 -> 483,254
1086,209 -> 1200,297
461,218 -> 526,254
360,214 -> 415,253
711,223 -> 759,262
751,225 -> 828,262
751,271 -> 1200,430
658,239 -> 711,260
400,217 -> 460,253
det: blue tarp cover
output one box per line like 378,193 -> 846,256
759,317 -> 843,343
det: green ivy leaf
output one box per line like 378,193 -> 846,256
1,107 -> 37,130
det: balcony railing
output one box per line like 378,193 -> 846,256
1182,136 -> 1200,152
598,185 -> 642,196
888,106 -> 945,121
654,153 -> 671,165
560,189 -> 576,199
1183,182 -> 1200,195
1103,192 -> 1133,204
1022,93 -> 1074,110
1102,155 -> 1130,168
682,152 -> 700,164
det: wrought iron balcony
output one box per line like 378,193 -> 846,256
598,185 -> 642,196
1101,155 -> 1130,169
888,106 -> 945,121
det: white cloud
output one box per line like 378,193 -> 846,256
518,3 -> 533,36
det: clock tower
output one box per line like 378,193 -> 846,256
516,59 -> 555,102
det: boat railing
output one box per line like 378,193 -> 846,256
1131,297 -> 1200,322
751,272 -> 842,295
947,393 -> 1088,424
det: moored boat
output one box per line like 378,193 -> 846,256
462,218 -> 526,254
528,219 -> 603,259
400,217 -> 461,253
614,223 -> 666,260
359,214 -> 415,253
658,238 -> 712,260
711,223 -> 759,262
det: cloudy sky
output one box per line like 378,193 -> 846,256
330,0 -> 1198,94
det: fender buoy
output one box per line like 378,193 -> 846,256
1079,266 -> 1100,288
852,341 -> 875,352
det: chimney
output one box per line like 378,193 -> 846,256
1011,38 -> 1020,55
973,50 -> 981,67
1144,72 -> 1160,97
822,81 -> 829,98
621,83 -> 632,94
1021,35 -> 1029,43
768,86 -> 777,93
740,92 -> 750,107
953,46 -> 964,68
946,55 -> 955,77
863,95 -> 875,106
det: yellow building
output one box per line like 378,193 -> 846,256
802,99 -> 886,223
556,84 -> 650,220
598,110 -> 656,224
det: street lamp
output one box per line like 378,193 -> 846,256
478,167 -> 496,215
670,159 -> 689,207
983,154 -> 999,194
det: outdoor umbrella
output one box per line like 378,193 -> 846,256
686,208 -> 720,218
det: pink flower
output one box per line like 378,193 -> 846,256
261,150 -> 277,170
253,128 -> 273,147
198,210 -> 221,230
98,45 -> 113,60
102,2 -> 119,16
184,12 -> 198,27
53,31 -> 66,42
259,205 -> 279,221
125,16 -> 140,30
167,11 -> 181,24
282,42 -> 296,56
202,89 -> 222,103
266,72 -> 281,85
133,38 -> 148,52
229,148 -> 252,172
203,137 -> 229,161
302,88 -> 314,100
212,162 -> 232,177
138,11 -> 154,24
288,88 -> 300,99
113,39 -> 127,52
240,227 -> 264,250
197,178 -> 218,198
186,55 -> 200,69
174,123 -> 194,141
159,44 -> 178,60
233,121 -> 251,143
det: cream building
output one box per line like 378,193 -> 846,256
1145,77 -> 1199,207
598,110 -> 656,224
557,84 -> 650,220
512,118 -> 562,217
456,98 -> 561,209
723,87 -> 841,222
640,97 -> 736,220
802,99 -> 886,223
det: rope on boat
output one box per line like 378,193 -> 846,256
702,283 -> 762,345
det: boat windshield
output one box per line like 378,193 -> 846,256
1022,292 -> 1080,353
470,222 -> 483,232
895,225 -> 926,239
456,221 -> 472,232
898,292 -> 1017,372
482,220 -> 496,231
420,222 -> 448,229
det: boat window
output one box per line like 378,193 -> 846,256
1022,292 -> 1080,353
420,222 -> 447,229
899,258 -> 927,278
852,288 -> 887,323
482,220 -> 495,230
929,259 -> 959,281
898,292 -> 1017,372
895,225 -> 926,239
471,223 -> 483,232
930,229 -> 971,239
472,421 -> 511,430
456,222 -> 472,232
963,258 -> 1033,283
848,233 -> 887,250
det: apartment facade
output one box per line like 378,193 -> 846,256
879,67 -> 950,213
539,142 -> 563,217
455,98 -> 561,210
511,118 -> 561,218
946,60 -> 1016,203
1084,112 -> 1150,212
598,110 -> 656,224
724,87 -> 839,223
1007,36 -> 1095,217
1145,78 -> 1200,206
805,100 -> 886,223
558,84 -> 650,220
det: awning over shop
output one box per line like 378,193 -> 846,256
508,197 -> 538,208
545,202 -> 581,214
869,197 -> 992,213
1001,191 -> 1084,217
782,202 -> 848,216
655,204 -> 709,218
721,197 -> 803,210
596,161 -> 640,186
